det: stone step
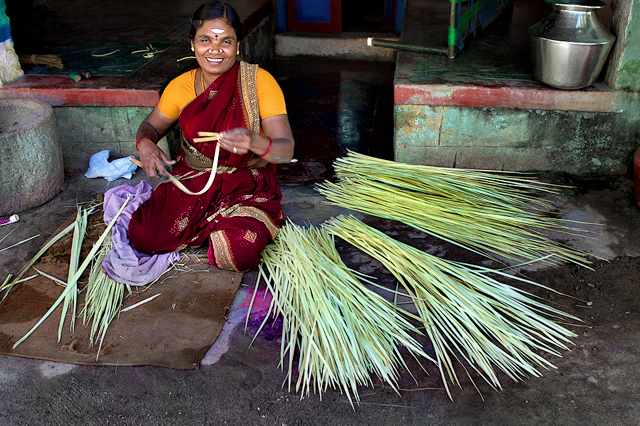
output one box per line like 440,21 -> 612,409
275,32 -> 399,62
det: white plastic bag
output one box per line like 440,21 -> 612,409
84,150 -> 138,182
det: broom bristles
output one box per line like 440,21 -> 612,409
18,54 -> 63,69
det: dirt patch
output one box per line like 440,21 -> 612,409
526,256 -> 640,337
0,285 -> 56,324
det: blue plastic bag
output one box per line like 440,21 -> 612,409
84,150 -> 138,182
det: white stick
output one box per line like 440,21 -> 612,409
121,293 -> 162,312
0,234 -> 40,253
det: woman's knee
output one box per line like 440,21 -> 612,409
207,223 -> 270,272
128,209 -> 178,254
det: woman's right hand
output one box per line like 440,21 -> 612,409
138,138 -> 176,180
134,106 -> 179,179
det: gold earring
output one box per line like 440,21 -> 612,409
191,46 -> 194,52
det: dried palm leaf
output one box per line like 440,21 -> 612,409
130,132 -> 220,196
120,293 -> 161,312
18,53 -> 63,68
325,215 -> 579,399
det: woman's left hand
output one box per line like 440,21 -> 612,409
218,128 -> 254,155
217,115 -> 294,163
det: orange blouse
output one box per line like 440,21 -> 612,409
157,67 -> 287,121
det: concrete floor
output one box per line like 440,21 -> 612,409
2,154 -> 640,426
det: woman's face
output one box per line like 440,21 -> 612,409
191,18 -> 238,80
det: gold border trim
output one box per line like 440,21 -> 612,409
207,204 -> 280,240
239,61 -> 261,134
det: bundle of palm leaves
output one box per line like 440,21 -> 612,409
253,152 -> 589,402
325,215 -> 578,398
317,151 -> 591,267
82,234 -> 129,357
254,221 -> 434,404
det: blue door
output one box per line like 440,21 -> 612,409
383,0 -> 406,34
287,0 -> 342,32
276,0 -> 404,33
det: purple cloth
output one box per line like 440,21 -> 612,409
101,181 -> 180,286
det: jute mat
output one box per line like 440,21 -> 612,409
0,208 -> 243,369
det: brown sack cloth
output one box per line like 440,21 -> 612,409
0,208 -> 242,369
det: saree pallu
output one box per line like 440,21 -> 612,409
129,61 -> 284,272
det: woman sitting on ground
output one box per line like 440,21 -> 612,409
128,1 -> 294,272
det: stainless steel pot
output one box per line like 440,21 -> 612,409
527,1 -> 615,90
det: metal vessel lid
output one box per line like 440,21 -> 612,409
548,0 -> 606,8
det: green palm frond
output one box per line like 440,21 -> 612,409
317,151 -> 593,267
325,215 -> 579,399
254,221 -> 434,406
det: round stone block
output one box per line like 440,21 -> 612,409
0,98 -> 64,216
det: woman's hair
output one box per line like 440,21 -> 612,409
189,2 -> 242,41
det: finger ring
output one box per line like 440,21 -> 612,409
233,146 -> 237,154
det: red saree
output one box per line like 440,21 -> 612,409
129,61 -> 284,272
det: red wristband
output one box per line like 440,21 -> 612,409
258,136 -> 272,157
136,135 -> 156,150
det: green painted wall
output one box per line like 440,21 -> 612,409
53,106 -> 173,171
605,0 -> 640,91
395,101 -> 640,175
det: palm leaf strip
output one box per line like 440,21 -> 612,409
58,204 -> 93,340
1,224 -> 75,301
